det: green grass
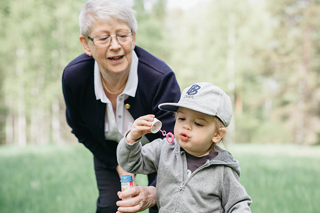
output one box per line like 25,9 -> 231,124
0,143 -> 319,213
0,144 -> 97,213
227,144 -> 320,213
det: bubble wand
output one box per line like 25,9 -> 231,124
153,125 -> 174,143
150,118 -> 174,143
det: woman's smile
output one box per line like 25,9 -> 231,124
108,55 -> 124,63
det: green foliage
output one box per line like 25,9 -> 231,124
1,0 -> 320,145
253,0 -> 320,144
167,0 -> 258,89
1,144 -> 319,212
134,0 -> 170,61
0,1 -> 10,143
166,0 -> 320,145
235,112 -> 291,144
0,0 -> 83,144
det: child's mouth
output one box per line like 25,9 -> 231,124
180,133 -> 189,141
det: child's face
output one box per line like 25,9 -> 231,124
174,107 -> 220,157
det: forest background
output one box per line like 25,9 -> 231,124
0,0 -> 320,147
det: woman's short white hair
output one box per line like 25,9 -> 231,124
79,0 -> 138,37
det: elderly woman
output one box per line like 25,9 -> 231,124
62,0 -> 180,212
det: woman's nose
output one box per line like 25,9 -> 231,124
109,36 -> 121,49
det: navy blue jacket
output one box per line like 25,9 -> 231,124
62,46 -> 181,170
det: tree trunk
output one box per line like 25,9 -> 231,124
52,100 -> 63,145
295,25 -> 311,144
227,13 -> 236,132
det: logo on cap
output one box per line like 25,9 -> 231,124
186,84 -> 201,95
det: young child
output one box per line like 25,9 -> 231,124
117,82 -> 252,212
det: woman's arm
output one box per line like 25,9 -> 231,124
62,68 -> 118,169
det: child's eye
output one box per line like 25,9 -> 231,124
178,117 -> 185,121
195,122 -> 203,127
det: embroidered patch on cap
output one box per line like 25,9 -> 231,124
186,84 -> 201,95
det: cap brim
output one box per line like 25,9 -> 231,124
159,102 -> 208,115
159,102 -> 216,118
159,102 -> 228,127
158,103 -> 182,112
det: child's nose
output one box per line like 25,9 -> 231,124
183,123 -> 191,130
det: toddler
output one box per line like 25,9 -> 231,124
117,82 -> 252,212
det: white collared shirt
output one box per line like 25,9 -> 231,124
94,50 -> 138,142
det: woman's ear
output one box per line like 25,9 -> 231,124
132,31 -> 136,49
80,35 -> 92,57
212,127 -> 226,143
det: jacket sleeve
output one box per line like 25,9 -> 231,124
221,167 -> 252,213
62,70 -> 118,169
126,67 -> 181,143
117,137 -> 163,175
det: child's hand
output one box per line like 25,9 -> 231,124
126,115 -> 155,144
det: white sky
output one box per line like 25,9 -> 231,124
126,0 -> 211,11
166,0 -> 211,10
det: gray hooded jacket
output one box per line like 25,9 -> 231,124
117,137 -> 252,213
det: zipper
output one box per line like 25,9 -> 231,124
183,160 -> 211,186
174,151 -> 186,212
179,182 -> 185,191
175,160 -> 211,212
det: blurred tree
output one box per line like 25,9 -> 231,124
0,0 -> 170,145
0,0 -> 169,145
167,0 -> 267,142
168,0 -> 256,94
0,0 -> 10,144
133,0 -> 170,61
1,0 -> 319,145
255,0 -> 320,144
0,0 -> 83,145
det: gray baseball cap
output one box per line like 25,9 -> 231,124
158,82 -> 233,127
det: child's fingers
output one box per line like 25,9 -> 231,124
135,115 -> 155,127
127,115 -> 156,143
140,114 -> 155,122
134,119 -> 151,129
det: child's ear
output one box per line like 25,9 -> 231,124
212,127 -> 226,143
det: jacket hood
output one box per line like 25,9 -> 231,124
174,142 -> 241,176
210,146 -> 241,176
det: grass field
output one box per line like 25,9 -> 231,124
0,143 -> 319,213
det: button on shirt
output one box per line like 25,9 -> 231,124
94,50 -> 149,144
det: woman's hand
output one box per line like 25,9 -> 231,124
116,186 -> 156,213
126,114 -> 155,144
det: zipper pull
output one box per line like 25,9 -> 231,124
179,182 -> 185,191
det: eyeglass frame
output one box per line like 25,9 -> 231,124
87,31 -> 133,47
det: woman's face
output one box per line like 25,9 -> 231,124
81,18 -> 136,76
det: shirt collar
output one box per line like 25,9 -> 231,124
94,50 -> 138,102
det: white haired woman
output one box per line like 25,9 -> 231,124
62,0 -> 180,212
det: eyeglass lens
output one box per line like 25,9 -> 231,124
94,32 -> 132,46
